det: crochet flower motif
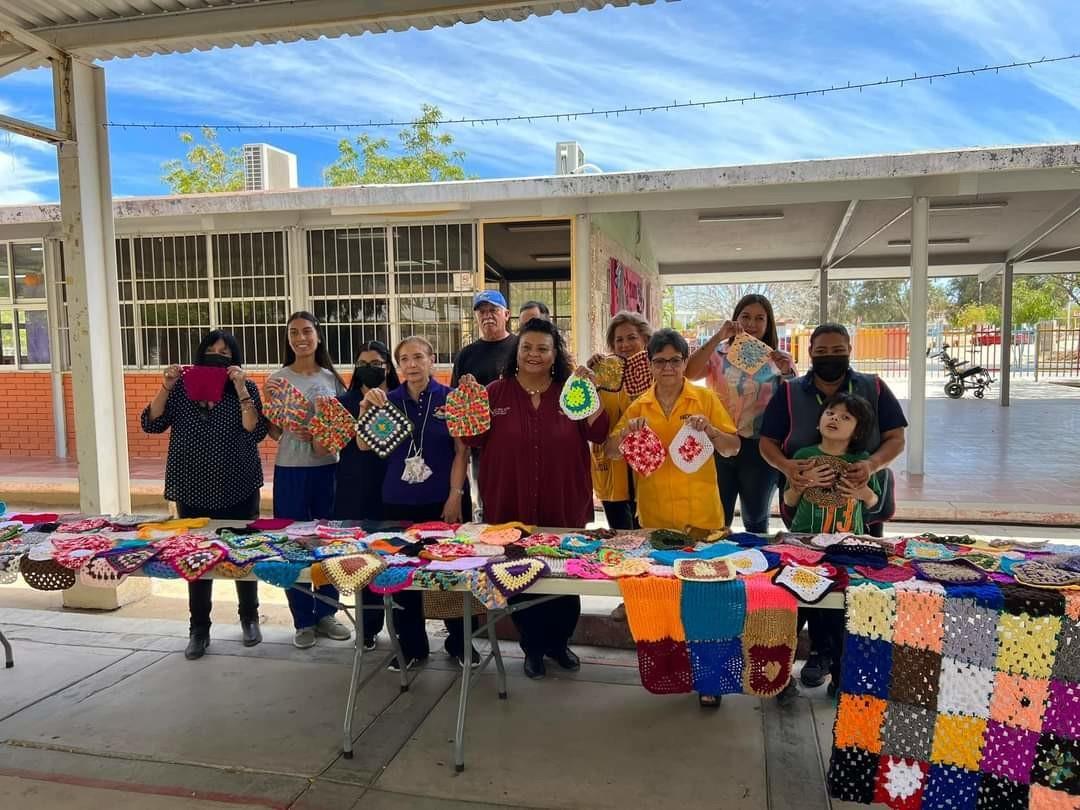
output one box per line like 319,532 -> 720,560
880,758 -> 923,800
1039,747 -> 1077,789
677,434 -> 704,463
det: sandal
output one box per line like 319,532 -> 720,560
698,694 -> 721,709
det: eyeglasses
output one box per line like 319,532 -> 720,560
650,357 -> 686,368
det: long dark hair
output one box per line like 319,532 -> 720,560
347,340 -> 399,394
195,329 -> 243,366
502,318 -> 574,383
732,294 -> 778,350
283,311 -> 346,390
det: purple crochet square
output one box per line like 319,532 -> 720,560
980,720 -> 1039,784
1045,680 -> 1080,740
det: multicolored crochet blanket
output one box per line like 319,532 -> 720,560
828,580 -> 1080,809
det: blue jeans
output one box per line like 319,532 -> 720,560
274,464 -> 340,630
715,436 -> 778,534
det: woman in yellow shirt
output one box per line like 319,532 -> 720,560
607,329 -> 739,532
588,311 -> 652,530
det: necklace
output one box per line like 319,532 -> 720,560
401,385 -> 434,484
515,375 -> 552,397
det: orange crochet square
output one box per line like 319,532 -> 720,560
1029,783 -> 1080,810
893,589 -> 945,652
1066,592 -> 1080,622
835,694 -> 886,753
929,714 -> 986,771
618,577 -> 685,643
989,672 -> 1051,731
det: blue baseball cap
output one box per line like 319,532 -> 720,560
473,290 -> 508,310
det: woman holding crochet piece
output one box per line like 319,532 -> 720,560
586,311 -> 652,531
461,318 -> 610,680
141,329 -> 268,661
329,340 -> 399,652
685,294 -> 795,534
359,336 -> 476,671
266,311 -> 352,650
607,328 -> 740,708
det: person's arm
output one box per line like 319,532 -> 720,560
442,438 -> 469,523
144,364 -> 182,428
606,414 -> 645,459
239,381 -> 269,441
782,478 -> 805,508
685,323 -> 734,381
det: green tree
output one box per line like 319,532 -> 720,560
1012,278 -> 1065,325
324,105 -> 467,186
161,128 -> 244,194
955,302 -> 1001,328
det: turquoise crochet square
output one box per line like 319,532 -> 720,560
680,579 -> 745,642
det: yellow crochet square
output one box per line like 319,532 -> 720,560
929,714 -> 986,771
893,589 -> 945,652
846,586 -> 896,641
995,613 -> 1062,678
834,694 -> 886,753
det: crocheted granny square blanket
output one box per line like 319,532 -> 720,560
592,355 -> 625,392
668,422 -> 712,475
727,332 -> 773,376
356,404 -> 413,459
445,379 -> 491,438
828,581 -> 1080,809
559,375 -> 601,421
620,425 -> 666,477
264,378 -> 309,433
310,396 -> 358,454
622,350 -> 652,399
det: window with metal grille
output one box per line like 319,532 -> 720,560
509,280 -> 573,341
0,240 -> 51,368
212,231 -> 290,366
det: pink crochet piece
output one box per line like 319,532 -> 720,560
619,425 -> 665,477
182,365 -> 229,403
566,559 -> 609,580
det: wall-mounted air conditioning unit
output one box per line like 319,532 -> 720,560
243,143 -> 298,191
555,141 -> 585,175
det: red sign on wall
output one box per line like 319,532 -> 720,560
610,257 -> 648,318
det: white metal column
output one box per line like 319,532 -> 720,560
1000,260 -> 1014,407
56,58 -> 131,513
818,267 -> 829,322
43,237 -> 68,458
907,196 -> 929,475
573,214 -> 590,361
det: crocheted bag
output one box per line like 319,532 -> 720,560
320,553 -> 387,594
19,555 -> 76,590
356,403 -> 412,459
622,351 -> 652,399
485,558 -> 549,597
310,396 -> 357,454
727,332 -> 773,375
619,425 -> 665,477
445,379 -> 491,438
559,375 -> 601,421
264,378 -> 309,433
668,422 -> 713,475
592,355 -> 625,392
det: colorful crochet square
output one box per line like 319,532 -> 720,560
1044,680 -> 1080,740
618,576 -> 685,642
444,379 -> 491,438
893,587 -> 946,653
848,585 -> 897,641
356,404 -> 413,459
673,557 -> 734,582
772,564 -> 834,603
930,714 -> 987,771
168,546 -> 225,581
873,756 -> 929,810
842,635 -> 893,700
888,645 -> 942,711
1000,584 -> 1066,618
667,423 -> 712,474
635,638 -> 693,695
310,396 -> 358,454
321,553 -> 387,594
252,561 -> 306,588
981,720 -> 1040,783
990,672 -> 1052,731
1032,733 -> 1080,794
942,598 -> 1000,669
680,579 -> 745,641
836,694 -> 888,753
484,558 -> 548,597
881,703 -> 936,761
921,765 -> 980,810
370,566 -> 415,595
743,642 -> 795,697
622,350 -> 651,399
937,657 -> 995,719
688,639 -> 743,695
264,378 -> 309,433
558,375 -> 601,421
975,774 -> 1030,810
619,425 -> 665,478
592,355 -> 625,392
996,612 -> 1062,678
827,746 -> 880,804
727,331 -> 773,375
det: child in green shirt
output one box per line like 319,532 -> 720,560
783,392 -> 881,534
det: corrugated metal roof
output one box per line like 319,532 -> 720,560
0,1 -> 664,65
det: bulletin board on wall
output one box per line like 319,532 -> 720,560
609,257 -> 651,322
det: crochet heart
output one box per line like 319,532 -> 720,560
485,558 -> 549,596
559,375 -> 601,420
674,558 -> 735,582
620,425 -> 666,477
592,355 -> 625,392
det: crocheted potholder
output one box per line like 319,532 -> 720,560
593,355 -> 625,392
420,542 -> 476,561
264,377 -> 309,433
518,533 -> 560,548
356,404 -> 413,459
413,569 -> 464,590
603,533 -> 647,551
559,375 -> 601,421
668,422 -> 713,475
320,553 -> 387,594
485,558 -> 549,596
369,566 -> 415,594
169,546 -> 226,581
252,560 -> 306,588
310,396 -> 358,454
477,527 -> 523,547
0,553 -> 20,585
725,549 -> 771,576
619,425 -> 666,477
215,562 -> 254,579
19,555 -> 76,590
674,558 -> 735,582
78,557 -> 129,588
560,535 -> 603,554
903,538 -> 957,561
773,564 -> 835,603
595,547 -> 626,566
600,558 -> 651,578
727,332 -> 773,375
445,379 -> 491,438
527,544 -> 573,559
802,455 -> 851,508
566,558 -> 609,579
650,529 -> 695,551
912,559 -> 987,585
98,546 -> 158,575
1013,561 -> 1080,589
222,545 -> 274,566
622,351 -> 652,399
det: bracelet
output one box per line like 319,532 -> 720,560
238,396 -> 252,402
449,487 -> 464,496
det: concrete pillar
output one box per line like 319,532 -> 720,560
907,196 -> 929,475
1000,260 -> 1014,407
819,266 -> 829,323
573,213 -> 590,360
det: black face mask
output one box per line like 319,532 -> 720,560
200,353 -> 232,368
811,354 -> 850,383
354,365 -> 386,389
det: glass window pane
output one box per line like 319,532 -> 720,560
16,309 -> 50,364
13,243 -> 46,300
0,309 -> 14,364
0,244 -> 11,299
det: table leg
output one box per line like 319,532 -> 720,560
0,628 -> 12,668
486,608 -> 507,699
341,591 -> 363,760
383,593 -> 409,693
453,592 -> 473,773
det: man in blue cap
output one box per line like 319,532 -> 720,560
452,290 -> 515,387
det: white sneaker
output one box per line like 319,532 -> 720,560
315,616 -> 352,641
293,627 -> 317,649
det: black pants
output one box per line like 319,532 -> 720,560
511,594 -> 581,658
382,499 -> 477,660
798,521 -> 883,684
601,500 -> 639,530
176,492 -> 261,635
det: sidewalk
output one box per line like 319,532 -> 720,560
0,605 -> 845,810
3,379 -> 1078,525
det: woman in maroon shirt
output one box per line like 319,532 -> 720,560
461,318 -> 609,679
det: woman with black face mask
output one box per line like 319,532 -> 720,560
332,341 -> 400,651
141,329 -> 269,661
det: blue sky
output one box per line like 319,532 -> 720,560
1,0 -> 1078,204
